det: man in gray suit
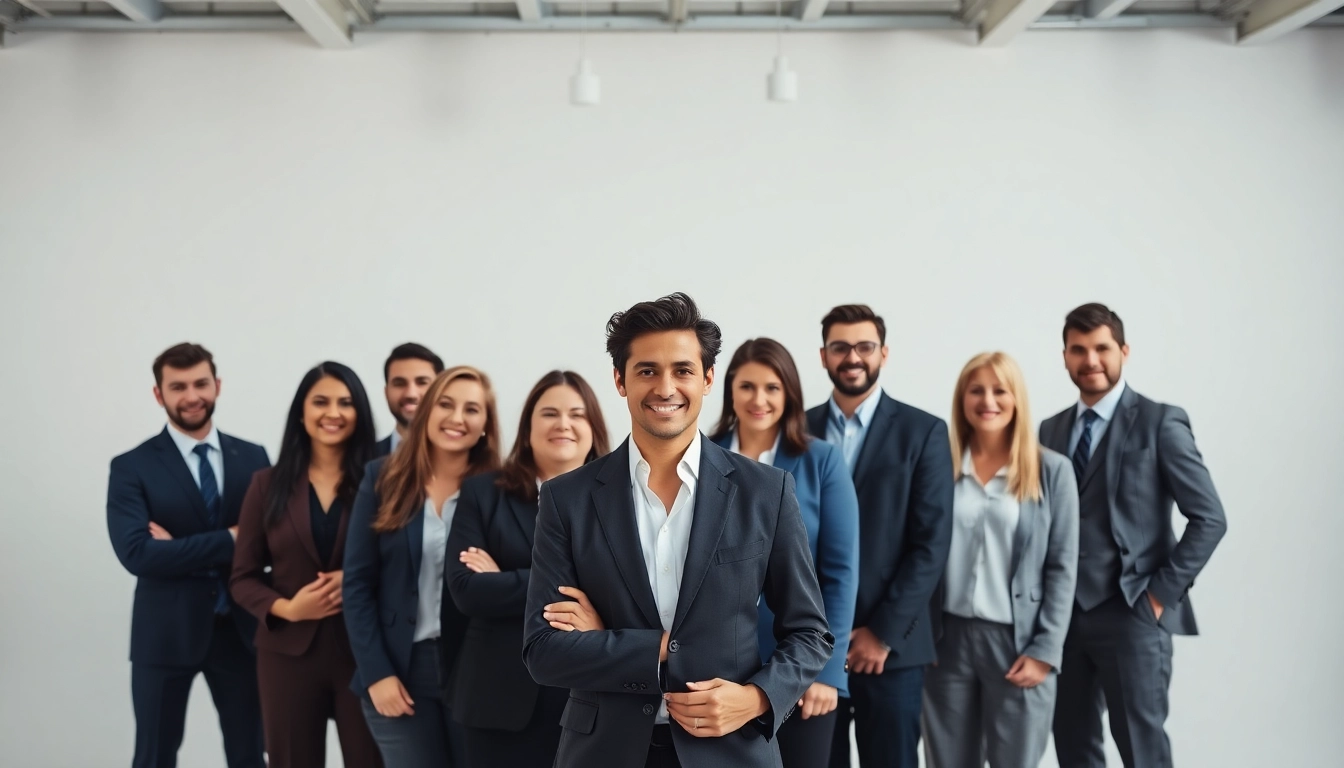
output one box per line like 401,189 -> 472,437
1041,303 -> 1227,768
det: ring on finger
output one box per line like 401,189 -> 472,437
695,717 -> 701,730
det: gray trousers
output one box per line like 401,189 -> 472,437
923,615 -> 1056,768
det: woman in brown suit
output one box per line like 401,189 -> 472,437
230,361 -> 381,768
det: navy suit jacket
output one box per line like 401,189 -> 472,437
107,427 -> 270,667
523,437 -> 833,768
711,433 -> 860,695
342,457 -> 469,696
807,392 -> 955,669
373,435 -> 394,459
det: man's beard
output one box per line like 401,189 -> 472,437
168,401 -> 215,432
828,362 -> 879,397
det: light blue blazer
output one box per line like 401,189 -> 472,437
713,431 -> 860,695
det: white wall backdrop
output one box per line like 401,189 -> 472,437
1,26 -> 1342,768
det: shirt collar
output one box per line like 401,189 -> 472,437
629,431 -> 702,487
167,421 -> 221,460
728,429 -> 781,462
1076,378 -> 1127,423
829,386 -> 883,427
390,429 -> 403,452
959,448 -> 1008,479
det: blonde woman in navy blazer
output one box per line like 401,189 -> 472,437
710,337 -> 860,768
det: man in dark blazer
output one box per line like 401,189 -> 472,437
106,343 -> 271,768
524,293 -> 834,768
1042,304 -> 1226,768
373,342 -> 443,457
806,304 -> 955,768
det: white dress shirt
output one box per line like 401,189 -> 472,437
166,422 -> 224,491
944,450 -> 1020,625
413,492 -> 459,643
629,432 -> 701,724
728,430 -> 780,467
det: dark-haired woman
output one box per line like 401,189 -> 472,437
709,338 -> 861,768
229,362 -> 381,768
446,370 -> 610,767
343,366 -> 501,768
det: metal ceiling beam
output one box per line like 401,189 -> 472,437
1084,0 -> 1138,18
105,0 -> 163,23
977,0 -> 1058,44
798,0 -> 830,22
1238,0 -> 1344,41
276,0 -> 352,47
12,0 -> 52,19
668,0 -> 688,22
516,0 -> 543,22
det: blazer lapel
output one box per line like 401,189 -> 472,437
407,502 -> 425,578
509,494 -> 538,550
672,442 -> 735,632
218,434 -> 252,523
1045,409 -> 1075,456
1010,495 -> 1045,578
152,429 -> 210,526
806,405 -> 827,441
285,481 -> 322,568
851,394 -> 896,484
773,447 -> 802,479
1103,387 -> 1140,509
593,443 -> 663,629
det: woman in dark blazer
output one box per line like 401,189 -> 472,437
230,362 -> 381,768
446,370 -> 610,767
923,352 -> 1079,768
709,337 -> 861,768
343,366 -> 502,768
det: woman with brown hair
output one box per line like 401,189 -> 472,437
922,352 -> 1078,768
342,365 -> 501,768
708,337 -> 860,768
446,370 -> 610,767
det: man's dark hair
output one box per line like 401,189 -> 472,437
153,343 -> 216,386
1063,303 -> 1126,347
605,292 -> 722,379
821,304 -> 887,345
383,343 -> 445,383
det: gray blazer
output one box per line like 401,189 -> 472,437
931,449 -> 1079,670
1039,385 -> 1227,636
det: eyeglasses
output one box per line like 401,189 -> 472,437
826,341 -> 880,358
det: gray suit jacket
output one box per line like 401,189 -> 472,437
523,437 -> 834,768
1039,385 -> 1227,635
931,449 -> 1079,670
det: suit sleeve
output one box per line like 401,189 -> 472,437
747,471 -> 834,738
1022,456 -> 1079,670
811,446 -> 860,691
447,483 -> 530,619
342,466 -> 396,689
229,472 -> 288,626
523,482 -> 663,694
107,455 -> 235,578
867,420 -> 955,654
1145,406 -> 1227,609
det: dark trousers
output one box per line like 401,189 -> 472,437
361,639 -> 465,768
1053,594 -> 1173,768
131,615 -> 264,768
256,618 -> 381,768
644,724 -> 681,768
780,708 -> 838,768
463,686 -> 567,768
831,665 -> 925,768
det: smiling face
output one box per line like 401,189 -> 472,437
304,376 -> 356,448
154,361 -> 219,434
385,358 -> 438,429
821,321 -> 888,398
425,377 -> 489,456
614,330 -> 714,444
731,361 -> 785,438
962,365 -> 1016,439
529,385 -> 594,479
1064,325 -> 1128,401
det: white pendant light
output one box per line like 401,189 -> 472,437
570,0 -> 600,106
765,0 -> 797,102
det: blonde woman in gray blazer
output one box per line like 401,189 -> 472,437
923,352 -> 1079,768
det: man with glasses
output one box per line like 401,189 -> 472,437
806,305 -> 954,768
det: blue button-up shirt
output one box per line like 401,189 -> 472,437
826,388 -> 883,470
1068,379 -> 1127,457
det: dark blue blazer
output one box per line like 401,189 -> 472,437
343,457 -> 468,697
711,432 -> 859,696
807,392 -> 955,669
106,427 -> 270,667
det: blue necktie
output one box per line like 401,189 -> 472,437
1072,410 -> 1100,485
193,443 -> 229,615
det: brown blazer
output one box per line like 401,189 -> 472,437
230,467 -> 352,656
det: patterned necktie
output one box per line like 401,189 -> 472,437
1072,410 -> 1100,485
193,443 -> 228,615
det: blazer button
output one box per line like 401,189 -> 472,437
406,617 -> 415,625
640,683 -> 648,690
642,704 -> 655,716
668,640 -> 680,653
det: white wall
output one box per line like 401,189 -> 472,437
1,26 -> 1342,768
